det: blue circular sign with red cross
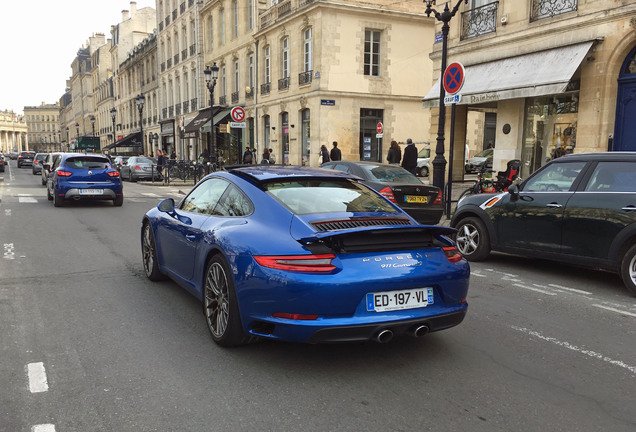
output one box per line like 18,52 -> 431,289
443,62 -> 465,95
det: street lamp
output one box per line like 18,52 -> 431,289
65,127 -> 69,152
58,129 -> 61,152
90,115 -> 95,136
136,94 -> 145,156
204,62 -> 220,162
152,133 -> 159,156
425,0 -> 468,190
110,107 -> 117,156
75,122 -> 79,151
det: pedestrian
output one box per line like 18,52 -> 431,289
199,148 -> 209,164
401,138 -> 418,175
156,149 -> 166,178
387,140 -> 402,165
330,141 -> 342,161
170,150 -> 176,160
268,148 -> 276,164
261,148 -> 270,164
320,145 -> 330,164
242,146 -> 254,164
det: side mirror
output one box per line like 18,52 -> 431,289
158,198 -> 175,213
508,184 -> 520,200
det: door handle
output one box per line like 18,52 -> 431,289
546,203 -> 562,209
185,234 -> 197,241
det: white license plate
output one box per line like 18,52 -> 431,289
366,288 -> 434,312
79,189 -> 103,195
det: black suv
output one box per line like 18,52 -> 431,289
17,151 -> 36,168
451,152 -> 636,296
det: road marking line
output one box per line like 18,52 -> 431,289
32,425 -> 56,432
484,268 -> 519,277
27,362 -> 49,393
19,197 -> 38,203
512,326 -> 636,374
548,284 -> 592,295
592,304 -> 636,318
471,273 -> 487,278
513,283 -> 557,296
141,192 -> 159,197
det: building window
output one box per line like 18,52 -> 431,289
301,109 -> 310,166
264,46 -> 271,83
364,30 -> 380,77
221,66 -> 227,97
209,17 -> 214,49
221,9 -> 226,45
232,0 -> 238,38
234,60 -> 239,93
264,115 -> 270,150
248,0 -> 254,30
304,28 -> 312,72
248,54 -> 255,89
282,37 -> 289,78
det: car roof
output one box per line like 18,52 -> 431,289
226,165 -> 360,183
61,152 -> 109,160
559,152 -> 636,161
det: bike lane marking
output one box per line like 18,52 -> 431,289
27,362 -> 49,393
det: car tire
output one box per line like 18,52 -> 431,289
41,177 -> 46,186
113,195 -> 124,207
455,216 -> 491,261
129,172 -> 136,183
203,255 -> 249,347
46,186 -> 53,201
620,243 -> 636,297
53,192 -> 64,207
141,223 -> 165,281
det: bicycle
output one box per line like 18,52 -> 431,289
458,159 -> 521,201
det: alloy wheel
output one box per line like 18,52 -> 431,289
204,262 -> 230,338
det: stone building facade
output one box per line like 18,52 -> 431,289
0,110 -> 27,153
24,103 -> 62,152
423,0 -> 636,180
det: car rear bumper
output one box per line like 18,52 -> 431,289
63,188 -> 120,200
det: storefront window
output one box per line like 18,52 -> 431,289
301,109 -> 310,166
521,93 -> 578,178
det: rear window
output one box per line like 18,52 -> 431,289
264,179 -> 398,215
360,165 -> 422,184
35,154 -> 47,161
65,157 -> 110,169
20,152 -> 35,157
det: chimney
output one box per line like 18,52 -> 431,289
122,9 -> 130,21
130,2 -> 137,16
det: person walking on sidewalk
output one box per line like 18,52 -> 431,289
330,141 -> 342,161
387,140 -> 402,165
401,138 -> 418,175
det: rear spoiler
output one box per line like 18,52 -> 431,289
299,224 -> 456,245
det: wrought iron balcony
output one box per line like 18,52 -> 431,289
167,58 -> 172,68
174,54 -> 179,65
183,101 -> 189,113
191,98 -> 197,110
172,9 -> 177,20
162,108 -> 167,118
190,44 -> 196,56
261,82 -> 270,95
180,2 -> 185,14
188,0 -> 194,7
259,0 -> 316,30
461,1 -> 498,40
530,0 -> 577,22
182,49 -> 187,61
165,16 -> 170,26
159,22 -> 164,32
175,104 -> 181,115
153,115 -> 157,123
278,77 -> 290,90
245,89 -> 254,100
219,95 -> 227,105
169,106 -> 174,117
161,62 -> 166,72
299,70 -> 312,85
231,92 -> 239,103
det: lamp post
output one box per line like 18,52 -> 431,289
204,62 -> 220,162
65,127 -> 69,152
425,0 -> 468,190
135,94 -> 145,156
152,133 -> 159,156
110,107 -> 117,156
75,122 -> 79,151
58,129 -> 61,152
90,115 -> 95,136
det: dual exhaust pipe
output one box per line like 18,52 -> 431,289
374,324 -> 429,343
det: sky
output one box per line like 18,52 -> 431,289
0,0 -> 156,114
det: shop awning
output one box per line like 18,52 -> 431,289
422,41 -> 594,108
102,131 -> 142,151
183,107 -> 231,137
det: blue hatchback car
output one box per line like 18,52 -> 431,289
141,166 -> 469,346
46,153 -> 123,207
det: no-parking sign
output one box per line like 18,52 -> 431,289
443,62 -> 465,95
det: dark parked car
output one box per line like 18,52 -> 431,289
141,166 -> 469,346
41,152 -> 62,185
17,151 -> 36,168
120,156 -> 161,181
321,161 -> 443,225
451,152 -> 636,296
46,153 -> 123,207
32,153 -> 47,175
0,153 -> 5,172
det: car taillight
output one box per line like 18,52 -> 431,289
56,170 -> 72,177
107,171 -> 120,177
443,246 -> 463,263
34,160 -> 39,165
134,165 -> 142,170
379,187 -> 396,203
433,190 -> 443,205
254,254 -> 336,272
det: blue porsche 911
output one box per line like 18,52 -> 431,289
141,166 -> 469,346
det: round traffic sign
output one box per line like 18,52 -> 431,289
443,62 -> 465,95
230,106 -> 246,122
376,122 -> 383,134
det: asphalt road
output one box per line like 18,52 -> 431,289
1,161 -> 635,432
